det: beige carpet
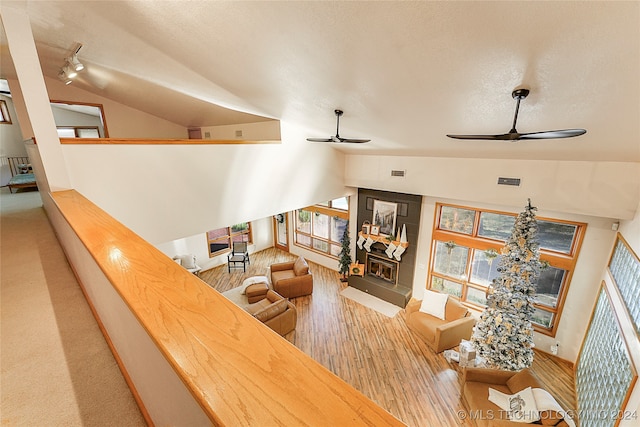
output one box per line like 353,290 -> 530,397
340,286 -> 402,318
0,187 -> 145,426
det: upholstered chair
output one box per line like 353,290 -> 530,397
405,290 -> 475,353
270,256 -> 313,298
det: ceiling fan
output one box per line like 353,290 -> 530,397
447,89 -> 586,141
307,109 -> 371,143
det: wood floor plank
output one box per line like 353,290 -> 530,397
200,248 -> 577,426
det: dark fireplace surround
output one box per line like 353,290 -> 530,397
348,189 -> 422,308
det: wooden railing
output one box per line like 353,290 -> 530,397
59,138 -> 280,145
50,189 -> 403,426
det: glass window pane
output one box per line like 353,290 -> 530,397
296,210 -> 311,233
478,212 -> 515,241
57,127 -> 76,138
331,197 -> 349,210
532,308 -> 554,329
439,206 -> 475,235
77,128 -> 99,138
313,213 -> 329,239
470,249 -> 502,287
534,266 -> 566,308
466,287 -> 487,306
207,228 -> 229,240
312,238 -> 329,253
537,221 -> 576,254
209,239 -> 230,253
296,233 -> 311,247
231,223 -> 249,233
232,233 -> 248,243
330,243 -> 341,257
431,277 -> 463,298
331,217 -> 348,243
433,241 -> 469,278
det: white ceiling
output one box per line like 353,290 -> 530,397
1,1 -> 638,162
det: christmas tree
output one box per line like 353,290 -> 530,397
471,199 -> 543,371
338,222 -> 351,282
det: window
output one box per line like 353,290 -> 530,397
56,126 -> 100,138
0,100 -> 11,124
294,198 -> 349,259
207,223 -> 252,257
428,203 -> 585,336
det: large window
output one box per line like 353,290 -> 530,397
428,203 -> 585,336
207,223 -> 252,257
294,197 -> 349,259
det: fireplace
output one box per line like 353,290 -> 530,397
366,254 -> 399,285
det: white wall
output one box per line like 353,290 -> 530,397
345,155 -> 639,220
61,121 -> 347,245
201,120 -> 281,141
155,216 -> 274,273
43,77 -> 188,139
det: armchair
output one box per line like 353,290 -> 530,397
270,256 -> 313,298
245,290 -> 297,336
405,291 -> 475,353
463,368 -> 571,426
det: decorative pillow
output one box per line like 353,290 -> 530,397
419,290 -> 448,320
18,164 -> 31,174
293,257 -> 309,276
488,386 -> 540,423
241,276 -> 270,294
173,258 -> 182,266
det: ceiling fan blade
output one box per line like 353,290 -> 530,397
337,137 -> 371,143
306,137 -> 333,142
446,133 -> 519,141
517,129 -> 587,140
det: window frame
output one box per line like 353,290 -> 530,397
293,199 -> 349,259
0,100 -> 12,124
428,202 -> 586,337
207,223 -> 253,257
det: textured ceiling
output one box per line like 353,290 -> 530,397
1,1 -> 638,161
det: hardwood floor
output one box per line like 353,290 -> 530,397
200,248 -> 577,426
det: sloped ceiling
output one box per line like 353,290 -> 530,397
1,0 -> 638,161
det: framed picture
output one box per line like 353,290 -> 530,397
350,263 -> 365,276
370,225 -> 380,236
362,223 -> 371,235
372,200 -> 397,237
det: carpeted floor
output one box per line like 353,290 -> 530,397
0,187 -> 145,426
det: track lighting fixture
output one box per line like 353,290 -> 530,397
58,42 -> 84,85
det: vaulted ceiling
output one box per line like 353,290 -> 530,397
1,1 -> 638,162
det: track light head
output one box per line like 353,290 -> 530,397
63,64 -> 77,79
67,54 -> 84,71
58,70 -> 72,85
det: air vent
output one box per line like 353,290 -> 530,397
391,170 -> 406,177
235,130 -> 243,137
497,177 -> 521,186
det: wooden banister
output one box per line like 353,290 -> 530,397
50,189 -> 402,426
59,138 -> 279,145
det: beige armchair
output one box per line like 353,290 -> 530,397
245,290 -> 297,336
405,293 -> 475,353
463,368 -> 570,426
270,256 -> 313,298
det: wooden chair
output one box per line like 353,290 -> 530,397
227,242 -> 250,272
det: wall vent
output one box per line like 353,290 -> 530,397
391,170 -> 406,177
235,130 -> 243,137
497,177 -> 521,186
